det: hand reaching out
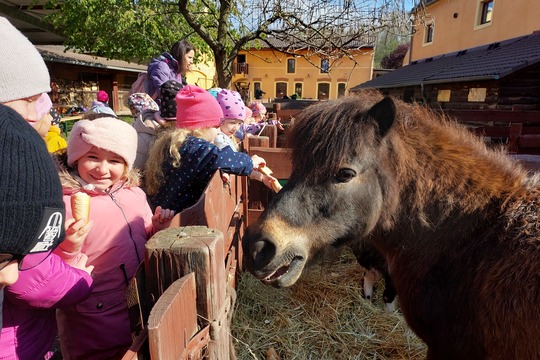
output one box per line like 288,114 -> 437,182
262,174 -> 279,191
221,172 -> 231,184
250,154 -> 266,169
152,206 -> 175,231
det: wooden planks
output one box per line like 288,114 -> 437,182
147,274 -> 199,360
145,227 -> 231,359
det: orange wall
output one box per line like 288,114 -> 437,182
407,0 -> 540,63
231,48 -> 374,101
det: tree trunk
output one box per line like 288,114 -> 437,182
214,49 -> 233,89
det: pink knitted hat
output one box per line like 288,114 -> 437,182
245,107 -> 253,120
175,85 -> 223,129
97,90 -> 109,103
216,89 -> 246,121
67,117 -> 137,170
249,101 -> 267,117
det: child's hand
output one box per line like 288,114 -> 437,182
249,169 -> 263,182
262,174 -> 280,191
72,253 -> 94,275
251,155 -> 266,169
221,172 -> 231,184
62,218 -> 94,253
152,206 -> 175,231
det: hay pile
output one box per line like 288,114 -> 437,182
231,250 -> 427,360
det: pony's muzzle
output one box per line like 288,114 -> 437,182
243,229 -> 277,276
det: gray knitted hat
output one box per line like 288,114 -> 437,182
0,17 -> 51,103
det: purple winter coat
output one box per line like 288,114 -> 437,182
146,52 -> 183,100
0,253 -> 93,360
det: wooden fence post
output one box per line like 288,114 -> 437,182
145,226 -> 231,359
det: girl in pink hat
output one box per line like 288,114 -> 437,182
215,89 -> 245,151
145,85 -> 277,213
54,117 -> 175,359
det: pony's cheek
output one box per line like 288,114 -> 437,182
346,178 -> 384,236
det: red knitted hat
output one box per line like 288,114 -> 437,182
175,85 -> 223,129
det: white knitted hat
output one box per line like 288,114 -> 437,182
0,17 -> 51,103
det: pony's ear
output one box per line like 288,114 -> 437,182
368,97 -> 396,137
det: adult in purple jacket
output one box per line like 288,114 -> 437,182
146,39 -> 195,102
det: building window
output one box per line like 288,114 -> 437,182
317,83 -> 330,100
276,82 -> 288,99
294,83 -> 303,98
320,59 -> 329,73
479,0 -> 494,25
287,59 -> 296,74
425,23 -> 434,44
337,83 -> 346,97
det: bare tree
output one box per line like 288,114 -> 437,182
179,0 -> 413,87
47,0 -> 414,88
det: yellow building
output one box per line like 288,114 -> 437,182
407,0 -> 540,64
231,40 -> 375,101
187,53 -> 216,90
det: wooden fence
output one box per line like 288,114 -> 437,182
122,172 -> 243,359
443,109 -> 540,155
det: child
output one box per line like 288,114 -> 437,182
247,101 -> 285,133
55,117 -> 175,359
145,85 -> 277,214
128,92 -> 159,117
215,89 -> 245,151
45,107 -> 68,153
131,80 -> 181,171
0,17 -> 94,359
89,89 -> 116,116
129,92 -> 162,171
249,101 -> 267,123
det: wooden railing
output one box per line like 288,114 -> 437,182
233,62 -> 249,76
122,172 -> 243,359
444,109 -> 540,155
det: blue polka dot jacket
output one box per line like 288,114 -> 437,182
149,136 -> 253,213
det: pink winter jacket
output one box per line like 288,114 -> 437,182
56,171 -> 154,360
0,253 -> 93,360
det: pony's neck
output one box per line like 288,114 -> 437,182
385,115 -> 527,227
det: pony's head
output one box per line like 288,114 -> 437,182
243,94 -> 397,287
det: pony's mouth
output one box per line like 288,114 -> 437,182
261,256 -> 304,287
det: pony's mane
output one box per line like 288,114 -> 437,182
287,91 -> 534,227
287,92 -> 381,180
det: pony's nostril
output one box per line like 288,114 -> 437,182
249,238 -> 276,267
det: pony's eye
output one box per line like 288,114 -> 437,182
335,168 -> 356,183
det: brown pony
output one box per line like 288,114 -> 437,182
242,91 -> 540,359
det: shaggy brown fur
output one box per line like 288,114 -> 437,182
243,91 -> 540,359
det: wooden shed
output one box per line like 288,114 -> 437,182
350,31 -> 540,155
36,45 -> 146,115
350,31 -> 540,112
